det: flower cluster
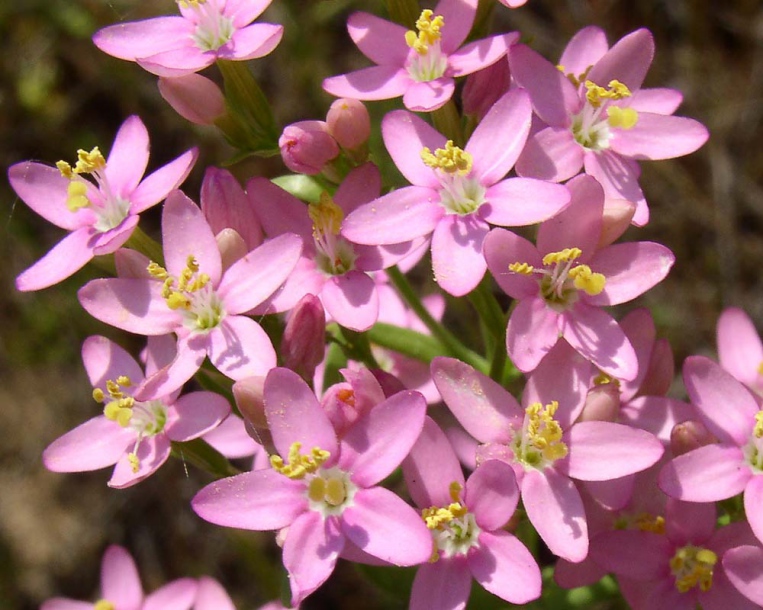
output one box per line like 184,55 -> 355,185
15,1 -> 763,609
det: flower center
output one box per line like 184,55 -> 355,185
511,401 -> 569,470
94,601 -> 115,610
420,141 -> 486,215
57,147 -> 131,233
271,442 -> 356,517
309,192 -> 357,275
93,375 -> 168,473
177,0 -> 234,52
670,545 -> 717,593
421,482 -> 480,561
743,410 -> 763,473
405,10 -> 447,82
509,247 -> 606,312
570,80 -> 638,151
613,511 -> 666,534
148,256 -> 225,332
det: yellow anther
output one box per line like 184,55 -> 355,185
542,248 -> 582,266
73,147 -> 106,174
94,600 -> 115,610
92,388 -> 105,403
66,181 -> 90,211
670,545 -> 717,593
309,192 -> 344,237
593,372 -> 613,385
106,380 -> 123,399
585,79 -> 632,107
147,262 -> 169,279
556,64 -> 565,73
270,442 -> 330,480
177,0 -> 205,6
634,513 -> 665,535
556,64 -> 592,88
525,401 -> 568,462
324,477 -> 347,506
116,407 -> 134,428
405,10 -> 444,54
422,481 -> 468,529
607,106 -> 639,129
509,262 -> 535,275
155,255 -> 210,312
117,376 -> 132,387
754,411 -> 763,438
57,160 -> 74,179
568,264 -> 606,295
128,452 -> 140,473
420,141 -> 473,175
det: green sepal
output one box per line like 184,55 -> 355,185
170,438 -> 240,479
271,174 -> 325,204
367,322 -> 447,364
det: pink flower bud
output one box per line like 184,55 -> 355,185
279,120 -> 339,175
158,74 -> 225,125
216,228 -> 249,271
638,338 -> 675,397
670,420 -> 716,456
232,376 -> 267,429
598,198 -> 636,248
463,59 -> 511,119
579,382 -> 620,422
280,294 -> 326,380
201,167 -> 263,251
326,98 -> 370,150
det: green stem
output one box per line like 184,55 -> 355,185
472,0 -> 496,40
385,266 -> 487,373
170,438 -> 240,479
368,322 -> 451,364
384,0 -> 420,26
467,277 -> 507,381
431,100 -> 464,146
123,224 -> 164,265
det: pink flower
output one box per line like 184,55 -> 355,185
433,345 -> 664,562
41,544 -> 198,610
78,190 -> 303,398
322,0 -> 515,112
659,356 -> 763,546
342,89 -> 571,296
402,417 -> 542,609
192,368 -> 432,606
717,307 -> 763,396
93,0 -> 283,77
42,335 -> 229,488
510,27 -> 709,225
590,499 -> 759,610
9,115 -> 197,291
484,174 -> 674,378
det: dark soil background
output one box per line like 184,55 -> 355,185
1,0 -> 761,608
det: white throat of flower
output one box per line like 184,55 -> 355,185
94,376 -> 168,473
309,192 -> 357,275
57,147 -> 131,233
421,482 -> 480,561
509,247 -> 606,312
420,141 -> 486,216
567,78 -> 639,152
177,0 -> 234,52
148,255 -> 226,333
405,9 -> 448,82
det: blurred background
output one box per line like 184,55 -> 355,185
1,0 -> 762,608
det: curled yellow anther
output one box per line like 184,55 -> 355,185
670,545 -> 717,593
405,10 -> 444,54
754,411 -> 763,438
509,262 -> 535,275
585,79 -> 632,107
568,264 -> 606,295
542,248 -> 582,266
309,192 -> 344,237
420,141 -> 473,175
525,401 -> 568,461
270,442 -> 331,479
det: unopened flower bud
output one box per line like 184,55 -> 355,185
326,98 -> 370,150
598,198 -> 636,248
579,382 -> 620,422
280,294 -> 326,380
638,338 -> 674,397
279,120 -> 339,175
201,167 -> 263,251
158,74 -> 225,125
463,59 -> 511,120
232,376 -> 267,429
216,228 -> 248,271
670,420 -> 716,456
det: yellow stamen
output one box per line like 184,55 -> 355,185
309,192 -> 344,237
568,264 -> 606,295
509,262 -> 535,275
150,257 -> 210,312
422,482 -> 468,529
420,141 -> 473,175
74,147 -> 106,174
92,388 -> 105,403
270,442 -> 331,480
607,106 -> 639,129
542,248 -> 582,266
754,411 -> 763,438
525,401 -> 568,462
177,0 -> 206,7
65,181 -> 90,212
405,10 -> 444,54
585,79 -> 632,108
94,600 -> 115,610
556,64 -> 592,88
128,452 -> 140,473
634,513 -> 666,535
670,545 -> 717,593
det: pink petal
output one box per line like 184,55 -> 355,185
208,316 -> 276,380
522,468 -> 588,562
482,227 -> 542,299
246,177 -> 312,240
342,187 -> 443,245
162,191 -> 221,285
665,498 -> 717,545
589,529 -> 672,580
341,487 -> 432,565
347,12 -> 409,65
130,148 -> 198,214
104,115 -> 149,196
469,531 -> 541,604
223,23 -> 283,61
166,391 -> 229,441
610,113 -> 708,160
683,355 -> 759,446
264,368 -> 338,458
321,271 -> 378,332
135,338 -> 207,400
82,335 -> 145,389
431,357 -> 522,444
142,578 -> 197,610
218,233 -> 303,313
322,65 -> 411,101
340,390 -> 426,486
559,26 -> 609,77
202,414 -> 261,459
744,476 -> 763,546
283,511 -> 344,606
465,460 -> 519,531
403,78 -> 456,112
619,396 -> 695,444
16,228 -> 96,291
108,434 -> 171,488
193,577 -> 236,610
506,298 -> 561,373
40,600 -> 93,610
335,163 -> 382,212
515,126 -> 583,182
8,162 -> 86,230
203,168 -> 263,249
382,110 -> 447,188
563,304 -> 638,381
436,0 -> 477,52
226,0 -> 273,26
586,28 -> 654,92
42,416 -> 133,473
584,149 -> 648,226
431,214 -> 488,297
717,307 -> 763,390
558,421 -> 664,481
482,178 -> 570,226
101,545 -> 143,608
629,87 -> 684,114
448,34 -> 515,78
192,469 -> 307,530
138,47 -> 215,78
93,17 -> 192,61
78,279 -> 181,336
723,545 -> 763,605
403,417 -> 465,508
658,444 -> 750,502
410,558 -> 472,610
